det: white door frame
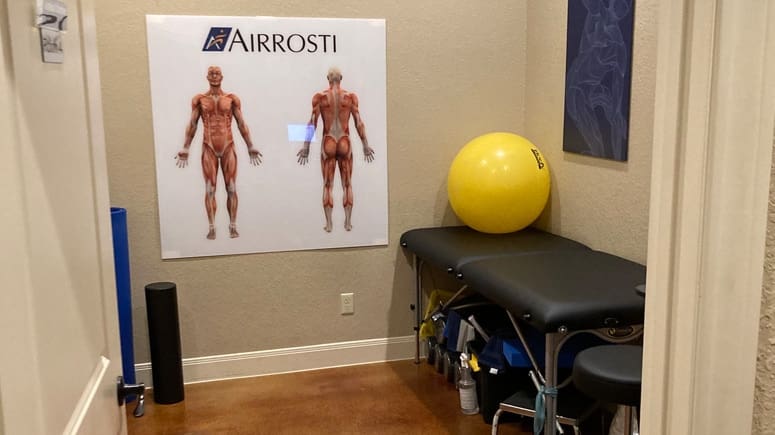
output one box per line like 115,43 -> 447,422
0,0 -> 45,430
642,1 -> 775,434
0,0 -> 125,433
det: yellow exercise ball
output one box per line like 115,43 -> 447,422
447,132 -> 550,234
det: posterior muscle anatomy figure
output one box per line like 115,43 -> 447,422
297,67 -> 374,232
177,66 -> 262,240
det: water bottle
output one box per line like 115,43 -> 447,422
458,353 -> 479,415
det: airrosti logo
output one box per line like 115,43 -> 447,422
201,26 -> 338,54
202,27 -> 232,52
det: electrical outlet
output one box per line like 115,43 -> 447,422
340,293 -> 354,315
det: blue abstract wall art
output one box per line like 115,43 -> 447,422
563,0 -> 635,161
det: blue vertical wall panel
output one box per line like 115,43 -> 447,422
563,0 -> 635,161
111,207 -> 136,384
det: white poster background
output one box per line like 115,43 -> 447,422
146,16 -> 387,259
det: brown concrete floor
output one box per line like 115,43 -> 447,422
125,359 -> 535,435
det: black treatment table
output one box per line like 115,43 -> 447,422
400,226 -> 646,435
400,226 -> 591,362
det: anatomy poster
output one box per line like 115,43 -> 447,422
146,15 -> 387,259
562,0 -> 635,161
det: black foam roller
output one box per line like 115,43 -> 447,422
145,282 -> 184,404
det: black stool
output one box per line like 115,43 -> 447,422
572,345 -> 642,435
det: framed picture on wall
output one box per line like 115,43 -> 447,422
562,0 -> 635,161
146,15 -> 388,259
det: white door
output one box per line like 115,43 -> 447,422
0,0 -> 127,434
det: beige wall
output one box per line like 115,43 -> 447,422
526,0 -> 656,263
754,135 -> 775,434
96,1 -> 527,362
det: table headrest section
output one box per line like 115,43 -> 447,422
400,226 -> 590,273
458,250 -> 646,332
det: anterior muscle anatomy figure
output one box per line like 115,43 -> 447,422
297,67 -> 374,232
177,66 -> 262,240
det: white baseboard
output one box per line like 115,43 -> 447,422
135,335 -> 416,387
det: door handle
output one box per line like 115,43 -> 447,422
116,376 -> 145,417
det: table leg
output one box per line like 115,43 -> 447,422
544,332 -> 561,435
413,256 -> 423,364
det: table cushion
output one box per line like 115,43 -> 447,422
400,226 -> 590,275
458,250 -> 646,332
